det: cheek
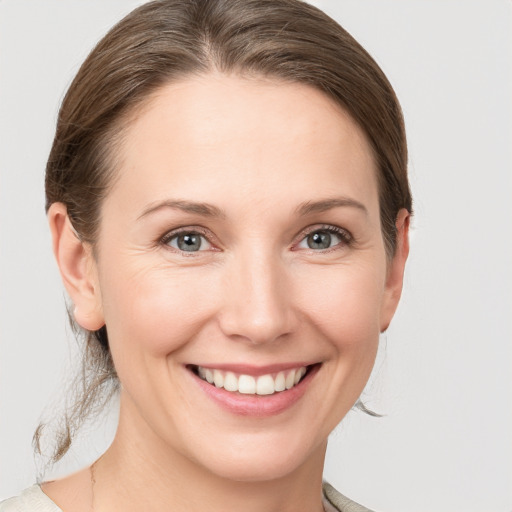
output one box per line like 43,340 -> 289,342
99,262 -> 218,358
296,261 -> 386,352
301,265 -> 384,330
288,261 -> 387,431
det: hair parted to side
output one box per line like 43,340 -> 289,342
40,0 -> 412,463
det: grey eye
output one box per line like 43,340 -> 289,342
307,231 -> 333,249
168,232 -> 210,252
297,228 -> 346,251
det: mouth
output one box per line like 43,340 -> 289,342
188,363 -> 317,396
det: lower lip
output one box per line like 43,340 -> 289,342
189,365 -> 320,417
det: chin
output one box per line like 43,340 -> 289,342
184,430 -> 325,483
200,453 -> 307,483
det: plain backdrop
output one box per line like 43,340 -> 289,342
1,1 -> 511,511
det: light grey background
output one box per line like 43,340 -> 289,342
1,1 -> 511,511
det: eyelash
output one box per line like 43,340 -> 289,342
293,224 -> 353,253
159,226 -> 215,255
158,224 -> 353,254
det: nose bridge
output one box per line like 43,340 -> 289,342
219,244 -> 293,344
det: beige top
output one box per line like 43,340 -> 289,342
0,482 -> 374,512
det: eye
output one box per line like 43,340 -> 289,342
296,226 -> 351,251
163,230 -> 212,252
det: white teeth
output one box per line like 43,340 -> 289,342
256,375 -> 275,395
274,372 -> 286,392
238,375 -> 256,394
285,370 -> 295,390
195,365 -> 309,395
223,372 -> 238,392
204,368 -> 214,384
294,367 -> 306,385
213,369 -> 224,388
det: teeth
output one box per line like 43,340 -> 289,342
213,370 -> 224,388
204,368 -> 214,384
285,370 -> 295,390
294,367 -> 306,385
224,372 -> 238,392
195,366 -> 308,395
274,372 -> 286,392
238,375 -> 256,394
256,375 -> 275,395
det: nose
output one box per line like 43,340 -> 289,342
217,249 -> 296,345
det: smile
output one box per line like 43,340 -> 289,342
194,365 -> 308,395
187,363 -> 320,416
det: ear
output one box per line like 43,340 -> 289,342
380,208 -> 410,332
48,203 -> 104,331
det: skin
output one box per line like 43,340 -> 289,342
45,74 -> 409,512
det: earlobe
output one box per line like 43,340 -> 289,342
48,203 -> 104,331
380,208 -> 410,332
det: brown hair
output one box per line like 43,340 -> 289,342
41,0 -> 412,462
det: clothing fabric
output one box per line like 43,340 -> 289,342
322,482 -> 374,512
0,481 -> 374,512
0,486 -> 58,512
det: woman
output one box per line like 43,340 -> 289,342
1,0 -> 411,511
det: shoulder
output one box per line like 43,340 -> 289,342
322,481 -> 375,512
0,486 -> 62,512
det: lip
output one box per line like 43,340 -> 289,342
187,363 -> 321,417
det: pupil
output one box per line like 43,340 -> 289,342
178,233 -> 201,251
308,231 -> 331,249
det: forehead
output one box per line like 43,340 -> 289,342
109,74 -> 379,218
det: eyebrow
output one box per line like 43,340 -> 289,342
296,197 -> 368,216
138,196 -> 367,220
138,200 -> 225,220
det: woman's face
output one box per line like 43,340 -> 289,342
76,75 -> 407,481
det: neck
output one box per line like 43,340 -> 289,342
93,396 -> 327,512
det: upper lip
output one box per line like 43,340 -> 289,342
187,362 -> 318,377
